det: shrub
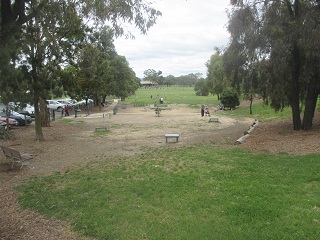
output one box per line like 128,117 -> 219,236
220,87 -> 240,109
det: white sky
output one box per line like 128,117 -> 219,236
113,0 -> 231,79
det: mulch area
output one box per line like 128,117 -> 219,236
241,112 -> 320,155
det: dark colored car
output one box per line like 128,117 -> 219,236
18,110 -> 35,119
0,112 -> 32,126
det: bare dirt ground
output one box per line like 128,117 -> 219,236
1,101 -> 320,239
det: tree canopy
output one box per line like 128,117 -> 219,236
0,0 -> 162,141
205,52 -> 228,100
0,0 -> 162,49
225,0 -> 320,130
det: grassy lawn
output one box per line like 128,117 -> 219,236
15,87 -> 319,239
218,101 -> 293,122
128,87 -> 293,121
17,147 -> 320,240
126,86 -> 220,106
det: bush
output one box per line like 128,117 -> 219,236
220,87 -> 240,109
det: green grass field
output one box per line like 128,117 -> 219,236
17,147 -> 320,240
127,86 -> 219,106
128,87 -> 293,121
15,87 -> 319,239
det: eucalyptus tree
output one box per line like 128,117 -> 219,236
163,75 -> 175,86
15,1 -> 86,141
74,26 -> 138,104
242,62 -> 261,114
0,0 -> 161,49
77,43 -> 111,106
194,79 -> 209,96
1,0 -> 161,141
108,55 -> 139,101
227,0 -> 320,130
206,52 -> 228,100
176,73 -> 202,87
143,69 -> 163,83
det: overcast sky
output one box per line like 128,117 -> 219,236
113,0 -> 231,79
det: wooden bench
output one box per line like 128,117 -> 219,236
165,134 -> 179,143
1,146 -> 33,169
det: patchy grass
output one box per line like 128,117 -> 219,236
217,102 -> 292,122
16,146 -> 320,240
57,118 -> 85,124
92,128 -> 110,137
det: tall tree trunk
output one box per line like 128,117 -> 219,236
291,99 -> 301,130
290,40 -> 303,130
34,95 -> 45,141
40,97 -> 50,127
249,94 -> 253,115
302,79 -> 320,130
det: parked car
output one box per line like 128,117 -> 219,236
46,100 -> 65,111
78,98 -> 94,105
0,112 -> 32,126
57,99 -> 76,107
19,104 -> 35,119
0,117 -> 18,127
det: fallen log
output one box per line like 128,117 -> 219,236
244,121 -> 259,135
235,120 -> 259,144
234,134 -> 250,145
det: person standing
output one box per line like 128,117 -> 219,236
65,105 -> 70,116
201,104 -> 205,117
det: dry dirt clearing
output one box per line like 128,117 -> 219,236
1,102 -> 320,239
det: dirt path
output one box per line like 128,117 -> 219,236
0,102 -> 319,239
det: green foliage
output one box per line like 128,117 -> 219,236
205,51 -> 228,98
145,73 -> 203,87
220,87 -> 240,109
226,0 -> 320,130
0,0 -> 162,141
0,0 -> 162,48
194,79 -> 209,96
17,147 -> 320,239
143,69 -> 163,84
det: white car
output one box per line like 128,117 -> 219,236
57,99 -> 76,107
46,100 -> 65,111
22,104 -> 35,115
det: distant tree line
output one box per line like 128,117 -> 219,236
142,69 -> 204,87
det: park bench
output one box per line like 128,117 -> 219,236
95,127 -> 107,132
1,146 -> 33,169
209,117 -> 219,122
165,134 -> 179,143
